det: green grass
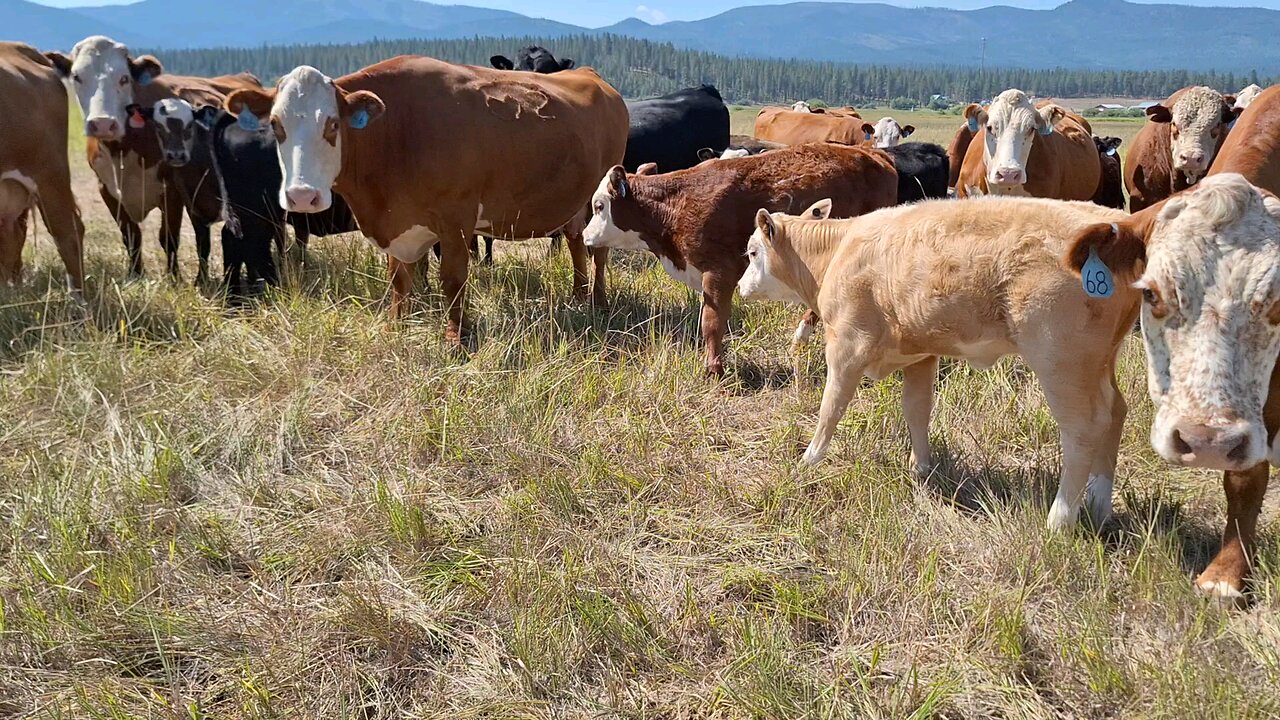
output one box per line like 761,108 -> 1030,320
0,105 -> 1275,718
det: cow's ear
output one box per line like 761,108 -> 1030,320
902,124 -> 915,137
225,87 -> 275,129
129,55 -> 163,85
755,208 -> 775,240
1106,137 -> 1123,151
44,51 -> 72,77
1064,218 -> 1149,285
193,105 -> 220,130
861,122 -> 875,136
1037,104 -> 1064,135
125,103 -> 151,130
1222,94 -> 1237,108
342,90 -> 385,130
607,165 -> 629,198
636,162 -> 658,176
1145,104 -> 1173,123
803,199 -> 833,220
559,58 -> 575,70
697,147 -> 716,162
1223,103 -> 1244,125
964,104 -> 987,132
490,55 -> 514,71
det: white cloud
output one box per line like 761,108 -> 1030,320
634,5 -> 670,24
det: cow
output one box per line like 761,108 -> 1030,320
489,46 -> 574,73
46,36 -> 260,280
862,116 -> 915,148
956,89 -> 1100,201
1124,86 -> 1240,212
754,106 -> 865,146
581,143 -> 898,377
1063,87 -> 1280,603
0,43 -> 83,293
792,100 -> 811,113
696,135 -> 785,161
623,85 -> 730,173
1091,136 -> 1125,210
945,121 -> 976,190
882,143 -> 949,204
742,196 -> 1137,532
224,58 -> 628,342
1234,83 -> 1263,110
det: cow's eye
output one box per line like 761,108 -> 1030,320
593,201 -> 603,214
748,249 -> 758,259
1143,286 -> 1170,320
986,125 -> 994,135
72,74 -> 81,84
119,75 -> 129,86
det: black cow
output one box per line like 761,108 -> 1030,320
881,143 -> 949,204
490,46 -> 574,74
1091,136 -> 1125,210
623,85 -> 730,173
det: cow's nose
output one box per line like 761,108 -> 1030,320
993,167 -> 1025,185
286,186 -> 322,212
86,118 -> 121,139
1178,150 -> 1207,168
164,152 -> 188,166
1169,420 -> 1258,469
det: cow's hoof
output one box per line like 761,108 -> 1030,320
1045,499 -> 1078,533
1195,571 -> 1247,607
911,461 -> 933,481
800,444 -> 825,466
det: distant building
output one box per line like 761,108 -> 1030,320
1094,103 -> 1127,111
1131,101 -> 1160,110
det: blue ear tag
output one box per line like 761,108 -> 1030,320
136,71 -> 152,86
1082,246 -> 1114,298
967,117 -> 979,132
1039,124 -> 1054,136
1106,147 -> 1117,156
237,112 -> 260,131
349,109 -> 369,129
864,132 -> 872,141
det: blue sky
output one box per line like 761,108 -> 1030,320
32,0 -> 1280,28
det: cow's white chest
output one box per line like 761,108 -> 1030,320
91,149 -> 162,222
955,338 -> 1014,369
660,256 -> 702,292
379,225 -> 440,263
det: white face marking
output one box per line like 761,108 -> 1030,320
659,256 -> 703,292
583,173 -> 645,251
737,228 -> 805,304
792,101 -> 811,113
981,90 -> 1052,189
720,148 -> 750,159
68,36 -> 136,140
1139,174 -> 1280,470
1168,87 -> 1228,183
1235,84 -> 1263,110
871,117 -> 904,148
152,98 -> 197,163
272,66 -> 342,212
379,225 -> 440,263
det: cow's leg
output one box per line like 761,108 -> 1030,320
1037,368 -> 1108,532
564,229 -> 593,302
1085,370 -> 1127,527
902,355 -> 939,479
99,185 -> 143,278
547,232 -> 563,259
387,255 -> 416,321
437,228 -> 472,344
220,226 -> 243,300
159,187 -> 184,280
0,210 -> 27,285
35,174 -> 86,295
802,333 -> 870,465
700,271 -> 739,378
193,219 -> 212,286
590,248 -> 609,307
484,237 -> 495,266
1197,463 -> 1268,604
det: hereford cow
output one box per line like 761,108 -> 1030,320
1091,136 -> 1125,210
46,36 -> 260,280
754,106 -> 865,146
1124,86 -> 1240,212
581,143 -> 898,376
1234,83 -> 1263,110
743,196 -> 1137,531
624,85 -> 730,173
225,59 -> 628,340
0,43 -> 83,293
862,117 -> 915,148
956,90 -> 1100,201
697,135 -> 785,161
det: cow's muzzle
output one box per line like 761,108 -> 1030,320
1159,418 -> 1267,471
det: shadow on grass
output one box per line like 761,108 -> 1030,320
917,442 -> 1039,518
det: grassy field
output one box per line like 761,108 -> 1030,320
0,106 -> 1277,718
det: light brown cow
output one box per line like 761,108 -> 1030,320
1064,87 -> 1280,603
1124,86 -> 1240,212
0,43 -> 84,292
956,90 -> 1100,201
741,196 -> 1138,530
225,59 -> 628,341
754,106 -> 865,146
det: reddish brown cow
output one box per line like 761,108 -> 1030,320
945,122 -> 976,189
1124,86 -> 1240,211
581,143 -> 898,376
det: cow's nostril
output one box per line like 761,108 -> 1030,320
1227,435 -> 1250,464
1171,429 -> 1193,456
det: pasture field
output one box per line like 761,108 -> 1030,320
0,107 -> 1277,718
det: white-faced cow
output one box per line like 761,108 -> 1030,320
862,117 -> 915,148
1124,86 -> 1240,212
225,58 -> 628,342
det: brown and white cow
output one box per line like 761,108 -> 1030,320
581,143 -> 897,376
754,106 -> 865,146
1124,86 -> 1240,212
46,36 -> 260,279
224,59 -> 628,341
743,196 -> 1137,530
956,90 -> 1100,200
862,117 -> 915,148
0,43 -> 84,293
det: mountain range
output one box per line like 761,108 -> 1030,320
7,0 -> 1280,71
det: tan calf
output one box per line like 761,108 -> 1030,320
741,197 -> 1139,530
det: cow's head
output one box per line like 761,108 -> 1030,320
1093,135 -> 1123,158
965,90 -> 1063,191
491,47 -> 574,73
738,200 -> 833,305
1235,84 -> 1263,111
1065,173 -> 1280,471
1144,87 -> 1240,183
128,98 -> 213,167
46,36 -> 162,141
584,166 -> 648,251
792,101 -> 812,113
225,66 -> 384,213
862,117 -> 914,148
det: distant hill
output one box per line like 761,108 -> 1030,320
8,0 -> 1280,72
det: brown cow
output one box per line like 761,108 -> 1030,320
1063,87 -> 1280,603
225,59 -> 628,341
956,90 -> 1100,200
743,196 -> 1137,531
945,122 -> 975,190
47,36 -> 261,279
0,43 -> 84,293
581,143 -> 898,376
1124,86 -> 1240,212
754,106 -> 866,146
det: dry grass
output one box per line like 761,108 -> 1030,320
0,109 -> 1277,719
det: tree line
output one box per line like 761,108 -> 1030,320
149,34 -> 1270,105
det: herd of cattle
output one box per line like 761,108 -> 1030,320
3,37 -> 1280,605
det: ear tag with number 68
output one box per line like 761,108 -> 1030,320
1082,246 -> 1114,298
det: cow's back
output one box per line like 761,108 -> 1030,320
335,57 -> 628,240
624,87 -> 730,172
0,43 -> 70,178
755,107 -> 863,146
1209,85 -> 1280,194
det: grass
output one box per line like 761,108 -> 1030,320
0,105 -> 1275,718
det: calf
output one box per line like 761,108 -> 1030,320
1124,86 -> 1240,211
582,143 -> 898,376
882,142 -> 949,204
862,117 -> 915,148
1091,136 -> 1125,210
742,196 -> 1137,531
624,85 -> 730,173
